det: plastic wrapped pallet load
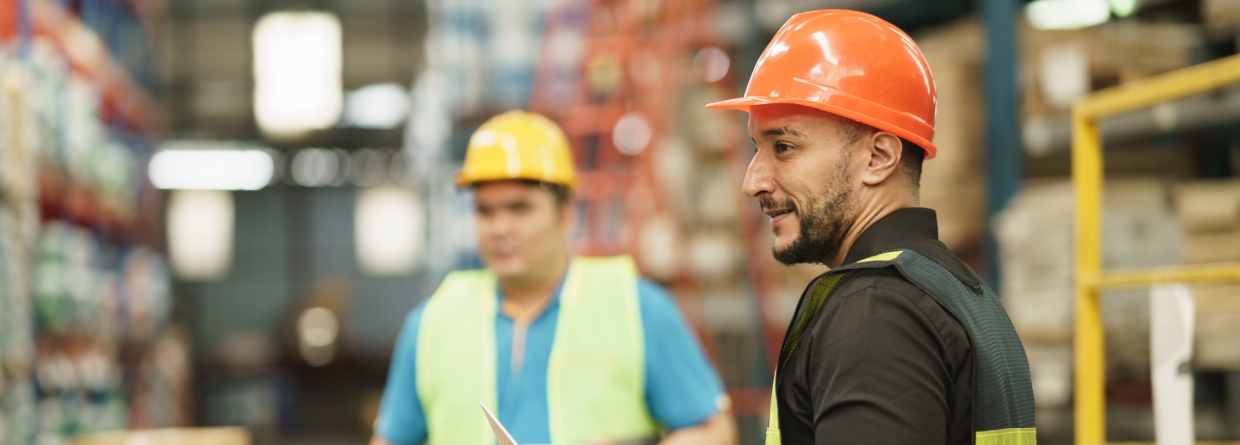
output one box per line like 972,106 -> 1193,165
994,178 -> 1184,406
994,180 -> 1075,344
994,181 -> 1076,413
1173,179 -> 1240,370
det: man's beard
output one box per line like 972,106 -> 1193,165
762,164 -> 855,266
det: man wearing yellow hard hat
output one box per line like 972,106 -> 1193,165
371,111 -> 738,445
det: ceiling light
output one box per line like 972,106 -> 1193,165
149,146 -> 274,191
298,307 -> 339,367
298,307 -> 339,348
1109,0 -> 1137,17
351,149 -> 392,186
1026,0 -> 1111,30
253,12 -> 343,139
167,190 -> 234,280
355,187 -> 424,276
291,148 -> 340,187
342,83 -> 410,129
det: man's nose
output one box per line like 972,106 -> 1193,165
742,150 -> 774,198
483,212 -> 514,239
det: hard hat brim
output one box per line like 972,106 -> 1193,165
706,96 -> 937,160
455,171 -> 576,189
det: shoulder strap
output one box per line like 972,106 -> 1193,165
776,250 -> 905,375
881,249 -> 1036,433
417,268 -> 498,445
547,255 -> 658,442
767,250 -> 907,445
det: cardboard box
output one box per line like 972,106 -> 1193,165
1195,284 -> 1240,370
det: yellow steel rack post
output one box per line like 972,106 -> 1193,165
1073,54 -> 1240,445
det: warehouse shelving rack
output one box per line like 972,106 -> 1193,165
529,0 -> 783,420
1073,53 -> 1240,445
530,0 -> 717,368
29,0 -> 165,134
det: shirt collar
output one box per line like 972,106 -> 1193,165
841,207 -> 940,265
495,264 -> 570,321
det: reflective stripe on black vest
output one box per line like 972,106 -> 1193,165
768,249 -> 1036,445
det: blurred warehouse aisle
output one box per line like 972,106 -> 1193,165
1,0 -> 1240,444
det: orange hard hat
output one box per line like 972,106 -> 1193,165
707,10 -> 938,159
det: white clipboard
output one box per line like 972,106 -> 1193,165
481,403 -> 520,445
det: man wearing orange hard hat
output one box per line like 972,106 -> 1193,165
371,111 -> 738,445
708,10 -> 1036,445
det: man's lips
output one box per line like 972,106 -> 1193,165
763,208 -> 794,225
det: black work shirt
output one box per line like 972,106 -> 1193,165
776,208 -> 975,444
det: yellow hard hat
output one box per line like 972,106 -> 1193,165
457,110 -> 577,188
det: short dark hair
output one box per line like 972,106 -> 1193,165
898,138 -> 925,192
514,180 -> 572,205
837,119 -> 924,194
543,182 -> 572,205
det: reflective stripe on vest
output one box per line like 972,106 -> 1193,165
765,250 -> 1037,445
416,256 -> 660,445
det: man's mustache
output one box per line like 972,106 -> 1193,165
759,196 -> 797,214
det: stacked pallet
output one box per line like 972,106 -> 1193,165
995,179 -> 1183,406
1174,180 -> 1240,370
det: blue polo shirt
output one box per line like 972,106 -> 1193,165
376,277 -> 725,445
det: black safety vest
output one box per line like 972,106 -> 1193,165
768,249 -> 1037,445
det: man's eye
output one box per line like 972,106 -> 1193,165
774,142 -> 794,153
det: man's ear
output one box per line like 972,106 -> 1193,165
859,132 -> 903,187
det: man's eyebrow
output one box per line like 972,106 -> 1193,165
760,126 -> 803,138
477,197 -> 529,209
502,198 -> 531,207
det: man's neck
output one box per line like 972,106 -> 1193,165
826,194 -> 916,268
498,253 -> 570,309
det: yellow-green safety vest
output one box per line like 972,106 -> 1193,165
415,256 -> 660,445
765,249 -> 1037,445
